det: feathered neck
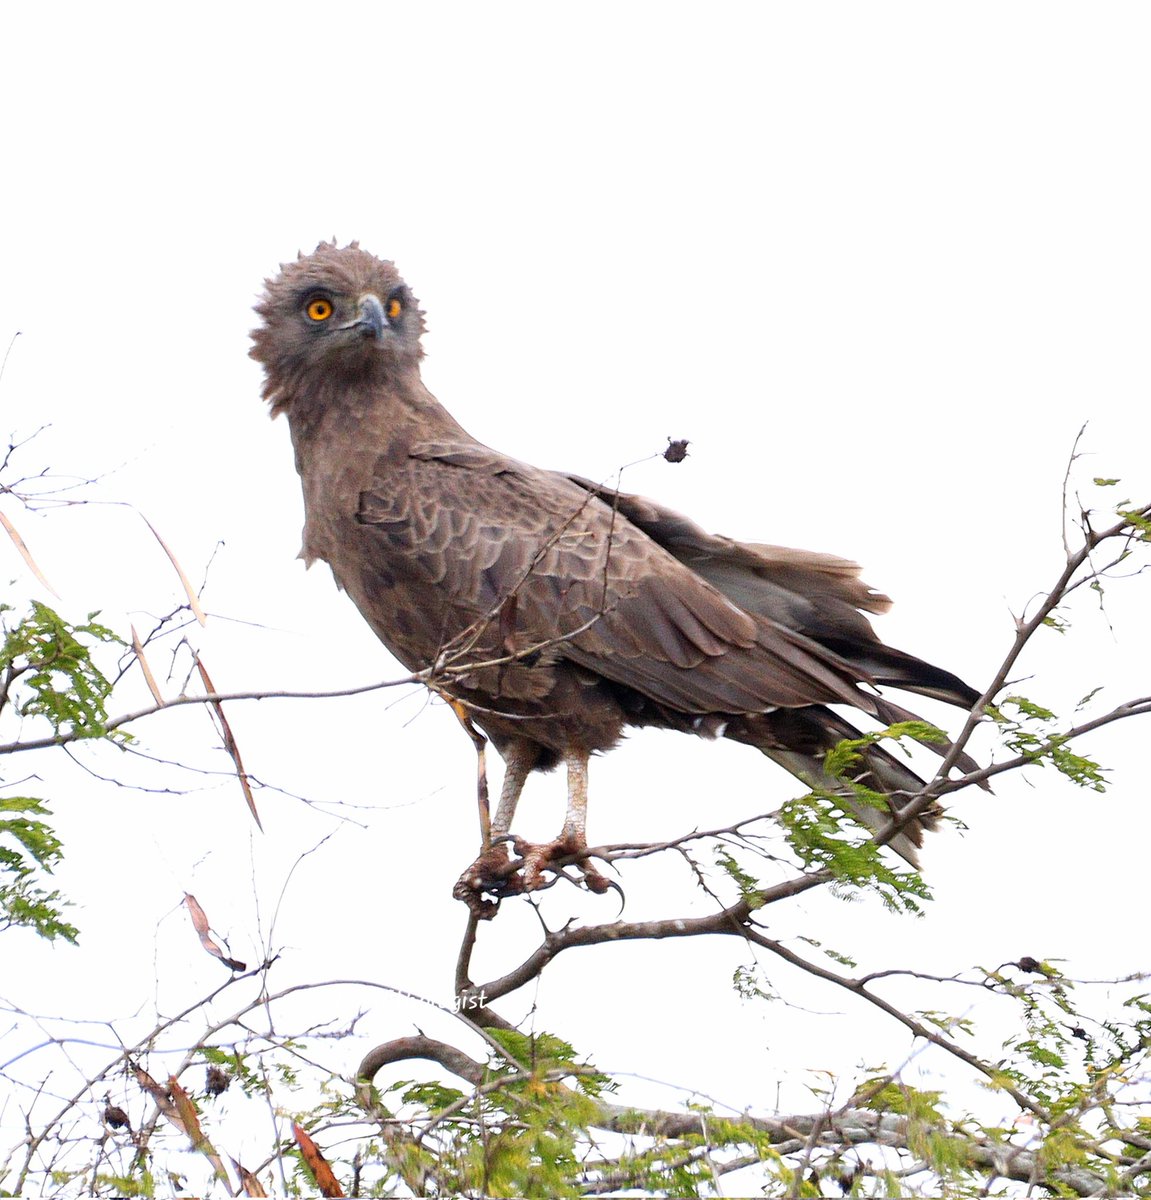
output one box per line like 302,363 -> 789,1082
281,370 -> 472,478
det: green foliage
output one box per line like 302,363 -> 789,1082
197,1046 -> 271,1099
0,601 -> 122,944
989,695 -> 1108,791
1118,506 -> 1151,539
715,721 -> 946,917
398,1078 -> 467,1110
823,720 -> 948,773
733,962 -> 777,1003
859,1079 -> 944,1123
714,847 -> 766,910
393,1037 -> 606,1197
772,721 -> 942,912
915,1009 -> 976,1039
0,601 -> 122,739
341,1032 -> 624,1197
978,959 -> 1151,1163
795,934 -> 858,969
92,1171 -> 155,1197
13,962 -> 1149,1198
485,1028 -> 613,1100
0,796 -> 77,942
780,790 -> 933,915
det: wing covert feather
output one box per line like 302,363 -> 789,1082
355,443 -> 875,715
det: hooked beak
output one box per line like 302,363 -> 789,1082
350,294 -> 386,340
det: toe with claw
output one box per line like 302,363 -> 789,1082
454,742 -> 622,915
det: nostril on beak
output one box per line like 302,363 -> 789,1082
356,294 -> 386,339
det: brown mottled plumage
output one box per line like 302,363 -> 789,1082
251,242 -> 980,907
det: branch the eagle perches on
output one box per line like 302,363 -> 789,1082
344,493 -> 1151,1197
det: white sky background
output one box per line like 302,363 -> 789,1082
1,0 -> 1150,1186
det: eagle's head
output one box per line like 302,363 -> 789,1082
250,241 -> 426,414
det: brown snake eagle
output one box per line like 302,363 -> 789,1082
251,242 -> 980,913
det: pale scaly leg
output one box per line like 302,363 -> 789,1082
559,748 -> 588,843
491,742 -> 537,838
454,740 -> 538,917
516,748 -> 610,894
455,744 -> 610,912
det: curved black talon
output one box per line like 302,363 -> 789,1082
602,875 -> 626,917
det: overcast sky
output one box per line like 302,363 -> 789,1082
2,1 -> 1149,1186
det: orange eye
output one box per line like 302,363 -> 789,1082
306,298 -> 333,321
386,296 -> 403,320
